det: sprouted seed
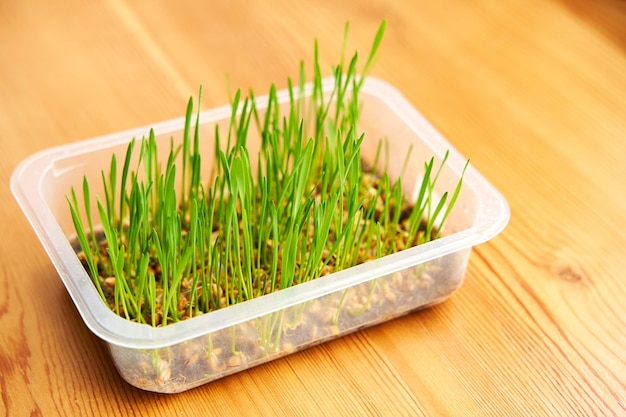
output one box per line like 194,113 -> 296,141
67,20 -> 467,327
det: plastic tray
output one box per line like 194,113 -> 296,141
11,77 -> 509,393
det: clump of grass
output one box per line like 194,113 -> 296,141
68,21 -> 467,327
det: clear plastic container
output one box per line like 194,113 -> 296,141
11,77 -> 509,393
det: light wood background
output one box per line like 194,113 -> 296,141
1,0 -> 625,415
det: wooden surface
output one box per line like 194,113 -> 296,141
1,0 -> 625,415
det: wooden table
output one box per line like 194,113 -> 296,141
1,0 -> 625,415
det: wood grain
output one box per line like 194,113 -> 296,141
1,0 -> 625,415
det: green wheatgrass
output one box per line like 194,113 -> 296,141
67,20 -> 468,327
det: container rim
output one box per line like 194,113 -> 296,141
10,76 -> 510,349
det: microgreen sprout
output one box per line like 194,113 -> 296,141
68,20 -> 467,327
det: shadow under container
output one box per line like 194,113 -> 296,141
11,77 -> 510,393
